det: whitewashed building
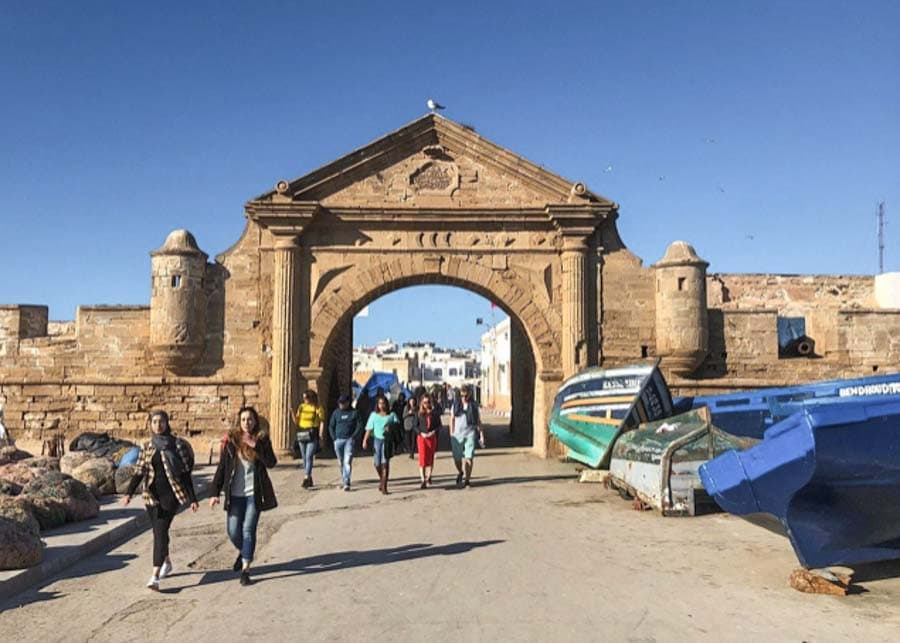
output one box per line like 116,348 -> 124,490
480,317 -> 511,411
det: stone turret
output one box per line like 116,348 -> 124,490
150,230 -> 208,373
654,241 -> 709,376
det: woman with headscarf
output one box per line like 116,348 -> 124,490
210,406 -> 278,586
123,410 -> 198,591
413,393 -> 442,489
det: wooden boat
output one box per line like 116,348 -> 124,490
548,362 -> 674,468
676,372 -> 900,439
699,399 -> 900,568
608,407 -> 757,516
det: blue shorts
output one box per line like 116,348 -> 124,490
450,433 -> 476,460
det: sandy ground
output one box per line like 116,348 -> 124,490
2,419 -> 899,642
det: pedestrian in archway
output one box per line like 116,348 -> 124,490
390,393 -> 407,454
450,384 -> 485,487
403,396 -> 418,459
362,395 -> 397,494
210,407 -> 278,586
293,390 -> 325,488
328,394 -> 359,491
122,410 -> 198,591
414,393 -> 442,488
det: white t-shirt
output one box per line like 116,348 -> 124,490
453,402 -> 474,438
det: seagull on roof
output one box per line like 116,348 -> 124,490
427,98 -> 445,112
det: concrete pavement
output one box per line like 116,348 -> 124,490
1,421 -> 899,642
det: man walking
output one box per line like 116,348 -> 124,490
449,384 -> 485,487
328,394 -> 359,491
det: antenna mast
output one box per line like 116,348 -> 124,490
877,201 -> 885,274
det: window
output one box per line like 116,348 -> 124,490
171,275 -> 181,288
434,368 -> 443,377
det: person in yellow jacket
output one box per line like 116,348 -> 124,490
293,390 -> 325,488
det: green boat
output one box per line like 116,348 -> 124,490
549,362 -> 674,468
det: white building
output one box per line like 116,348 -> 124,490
480,317 -> 511,411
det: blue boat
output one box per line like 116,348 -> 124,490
699,399 -> 900,568
676,372 -> 900,439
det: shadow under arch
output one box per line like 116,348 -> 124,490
307,256 -> 563,452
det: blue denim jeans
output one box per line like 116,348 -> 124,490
373,437 -> 389,467
227,495 -> 259,563
298,438 -> 317,477
333,437 -> 354,486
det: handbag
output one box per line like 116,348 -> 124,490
297,429 -> 315,443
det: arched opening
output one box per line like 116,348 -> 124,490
314,284 -> 537,449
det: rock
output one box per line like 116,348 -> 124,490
72,458 -> 116,496
23,472 -> 99,523
24,456 -> 60,471
0,462 -> 48,487
0,516 -> 43,570
788,568 -> 852,596
0,496 -> 41,536
60,451 -> 93,476
115,464 -> 137,495
1,477 -> 23,496
25,496 -> 67,530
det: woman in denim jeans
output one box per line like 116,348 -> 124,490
293,390 -> 325,488
210,407 -> 278,586
328,394 -> 359,491
362,395 -> 397,494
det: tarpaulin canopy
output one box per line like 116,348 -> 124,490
359,372 -> 412,400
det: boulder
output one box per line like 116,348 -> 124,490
0,496 -> 41,536
25,496 -> 67,530
60,451 -> 93,476
23,472 -> 99,522
24,456 -> 60,471
115,464 -> 138,495
72,458 -> 116,496
1,478 -> 23,496
0,516 -> 43,570
0,462 -> 47,487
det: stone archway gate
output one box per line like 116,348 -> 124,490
245,115 -> 617,457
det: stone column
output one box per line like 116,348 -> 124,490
270,236 -> 299,457
533,369 -> 563,458
561,237 -> 588,378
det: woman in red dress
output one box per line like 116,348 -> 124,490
413,393 -> 442,489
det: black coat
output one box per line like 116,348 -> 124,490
212,435 -> 278,512
412,410 -> 443,436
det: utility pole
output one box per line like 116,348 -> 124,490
877,201 -> 885,274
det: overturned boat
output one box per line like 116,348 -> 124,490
549,362 -> 674,468
676,372 -> 900,439
608,407 -> 757,516
699,399 -> 900,568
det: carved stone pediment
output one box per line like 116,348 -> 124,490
409,160 -> 459,196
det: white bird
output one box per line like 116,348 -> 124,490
427,98 -> 445,112
603,164 -> 614,173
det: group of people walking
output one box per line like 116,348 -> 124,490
121,383 -> 484,591
296,384 -> 484,494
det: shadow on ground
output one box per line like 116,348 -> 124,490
177,540 -> 505,589
0,553 -> 138,611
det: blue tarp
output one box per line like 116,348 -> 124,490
359,372 -> 411,399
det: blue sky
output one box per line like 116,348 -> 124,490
1,2 -> 898,349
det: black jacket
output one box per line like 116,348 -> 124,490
412,410 -> 443,436
212,435 -> 278,512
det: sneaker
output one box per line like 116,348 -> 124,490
464,479 -> 472,488
232,554 -> 242,573
456,473 -> 463,487
419,481 -> 427,490
159,560 -> 173,579
147,576 -> 159,591
301,477 -> 310,488
240,571 -> 253,586
343,484 -> 350,491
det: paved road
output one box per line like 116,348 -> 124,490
2,419 -> 899,642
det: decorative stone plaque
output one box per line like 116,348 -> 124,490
409,161 -> 459,196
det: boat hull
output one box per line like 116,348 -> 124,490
548,363 -> 673,468
700,399 -> 900,568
